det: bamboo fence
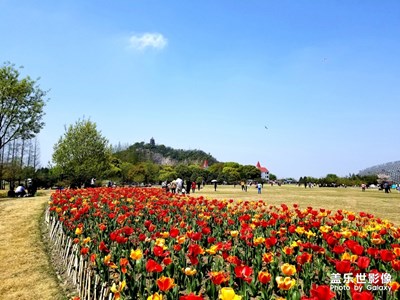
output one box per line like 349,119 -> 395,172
45,208 -> 112,300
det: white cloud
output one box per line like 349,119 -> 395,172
128,33 -> 168,50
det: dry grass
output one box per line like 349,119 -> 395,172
193,184 -> 400,226
0,192 -> 65,300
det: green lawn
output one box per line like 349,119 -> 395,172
192,184 -> 400,226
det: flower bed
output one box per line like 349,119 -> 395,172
48,187 -> 400,300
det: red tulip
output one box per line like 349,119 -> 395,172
162,257 -> 172,266
332,245 -> 346,255
356,256 -> 370,270
335,260 -> 351,274
234,265 -> 253,283
380,249 -> 395,262
351,291 -> 374,300
169,227 -> 180,238
265,237 -> 278,248
392,259 -> 400,271
296,252 -> 312,265
310,284 -> 335,300
99,241 -> 109,253
153,245 -> 165,257
146,259 -> 163,273
179,294 -> 204,300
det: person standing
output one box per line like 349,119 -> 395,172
186,180 -> 191,194
197,180 -> 201,191
257,182 -> 262,194
191,181 -> 196,193
170,181 -> 177,194
176,178 -> 183,194
214,181 -> 217,191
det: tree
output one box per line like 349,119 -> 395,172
222,166 -> 240,184
239,165 -> 260,180
269,173 -> 277,181
0,63 -> 47,187
159,165 -> 178,182
52,119 -> 111,186
0,63 -> 47,151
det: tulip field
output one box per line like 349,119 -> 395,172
47,187 -> 400,300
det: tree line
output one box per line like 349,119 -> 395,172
298,173 -> 378,187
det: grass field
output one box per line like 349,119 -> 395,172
192,184 -> 400,226
0,190 -> 65,300
0,185 -> 398,300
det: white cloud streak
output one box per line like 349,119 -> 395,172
128,33 -> 168,50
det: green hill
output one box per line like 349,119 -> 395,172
113,141 -> 218,166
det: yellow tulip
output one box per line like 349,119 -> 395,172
160,231 -> 170,238
295,226 -> 305,234
130,249 -> 143,260
206,245 -> 219,255
155,238 -> 166,247
219,287 -> 242,300
183,267 -> 197,276
305,230 -> 316,239
253,237 -> 265,246
230,230 -> 239,238
83,237 -> 91,244
341,252 -> 351,261
147,292 -> 163,300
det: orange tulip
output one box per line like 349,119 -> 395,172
157,276 -> 176,292
262,252 -> 274,263
210,271 -> 230,285
119,257 -> 129,273
389,281 -> 400,292
258,270 -> 271,284
281,263 -> 296,276
276,276 -> 296,290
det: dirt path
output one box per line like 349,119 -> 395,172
0,195 -> 64,300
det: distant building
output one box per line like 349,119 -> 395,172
202,160 -> 209,169
150,137 -> 155,146
256,161 -> 269,181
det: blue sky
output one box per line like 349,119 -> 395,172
1,0 -> 399,179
